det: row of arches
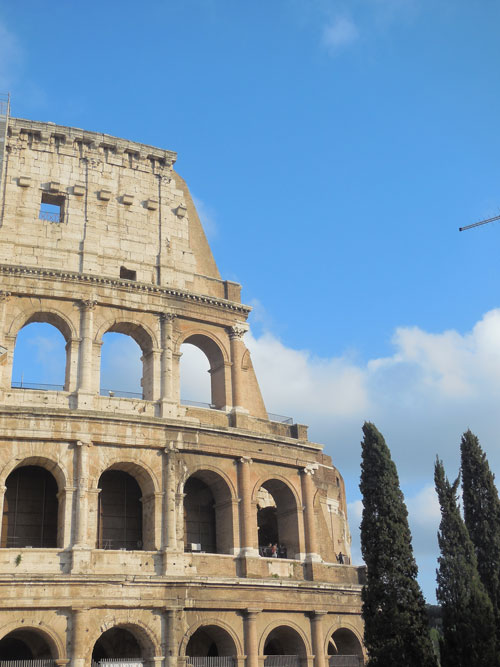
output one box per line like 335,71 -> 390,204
1,463 -> 304,558
0,623 -> 363,664
12,321 -> 213,405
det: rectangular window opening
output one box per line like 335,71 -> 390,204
120,266 -> 137,281
39,192 -> 64,223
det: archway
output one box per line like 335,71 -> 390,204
180,334 -> 227,409
185,625 -> 237,666
180,343 -> 212,406
327,629 -> 363,667
97,470 -> 143,550
100,332 -> 143,399
12,321 -> 67,391
183,471 -> 234,554
1,466 -> 59,548
257,481 -> 300,559
0,628 -> 54,659
263,626 -> 307,667
92,626 -> 152,663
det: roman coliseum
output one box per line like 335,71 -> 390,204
0,110 -> 365,667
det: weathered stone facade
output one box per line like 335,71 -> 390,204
0,117 -> 365,667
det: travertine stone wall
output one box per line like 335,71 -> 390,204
0,118 -> 365,666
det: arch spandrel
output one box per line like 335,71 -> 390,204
95,317 -> 159,352
175,329 -> 230,366
180,618 -> 243,657
0,455 -> 68,491
179,465 -> 237,504
259,620 -> 311,657
92,458 -> 160,496
7,306 -> 77,343
0,620 -> 65,659
86,617 -> 161,660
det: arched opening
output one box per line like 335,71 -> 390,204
97,470 -> 143,550
92,627 -> 148,663
100,332 -> 143,399
185,625 -> 237,666
183,471 -> 234,554
257,481 -> 300,559
181,334 -> 227,410
0,629 -> 54,659
12,321 -> 67,391
328,629 -> 363,667
180,343 -> 212,407
1,466 -> 59,548
264,626 -> 307,667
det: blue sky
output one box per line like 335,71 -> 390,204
3,0 -> 500,602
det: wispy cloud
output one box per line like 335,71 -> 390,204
192,195 -> 217,239
322,16 -> 359,52
0,20 -> 22,91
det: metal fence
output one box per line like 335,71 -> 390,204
328,656 -> 363,667
100,389 -> 143,399
91,660 -> 144,667
185,658 -> 235,667
11,381 -> 64,391
267,413 -> 293,425
0,661 -> 56,667
264,657 -> 300,667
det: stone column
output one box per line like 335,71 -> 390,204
310,612 -> 327,667
301,465 -> 320,562
77,299 -> 97,408
238,457 -> 258,556
65,338 -> 81,392
162,445 -> 181,574
244,609 -> 261,667
227,323 -> 248,411
75,440 -> 91,546
0,291 -> 11,391
164,608 -> 179,667
72,608 -> 89,667
160,313 -> 177,416
0,485 -> 6,545
60,487 -> 74,549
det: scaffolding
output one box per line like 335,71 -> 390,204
0,93 -> 10,197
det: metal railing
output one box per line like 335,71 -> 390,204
267,413 -> 293,425
264,657 -> 300,667
0,661 -> 56,667
11,381 -> 65,391
97,539 -> 143,551
181,399 -> 217,410
259,545 -> 288,559
91,660 -> 144,667
100,389 -> 143,399
186,659 -> 235,667
38,210 -> 61,223
328,657 -> 362,667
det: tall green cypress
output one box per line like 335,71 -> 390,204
434,458 -> 497,667
460,429 -> 500,650
360,422 -> 437,667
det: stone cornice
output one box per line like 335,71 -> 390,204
0,264 -> 251,314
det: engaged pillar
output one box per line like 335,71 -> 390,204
238,457 -> 258,556
244,608 -> 261,667
310,611 -> 327,667
301,465 -> 321,562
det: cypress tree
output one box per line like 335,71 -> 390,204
360,422 -> 437,667
460,429 -> 500,649
434,457 -> 497,667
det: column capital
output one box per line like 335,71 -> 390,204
80,298 -> 98,311
239,456 -> 253,465
303,463 -> 319,476
76,439 -> 92,448
310,610 -> 328,617
161,312 -> 177,323
0,290 -> 11,303
227,323 -> 248,340
245,608 -> 263,616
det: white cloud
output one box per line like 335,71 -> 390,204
0,21 -> 22,90
322,17 -> 359,52
192,196 -> 217,238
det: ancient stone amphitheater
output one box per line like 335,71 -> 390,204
0,110 -> 365,667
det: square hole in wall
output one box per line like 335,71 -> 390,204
39,192 -> 64,223
120,266 -> 137,281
